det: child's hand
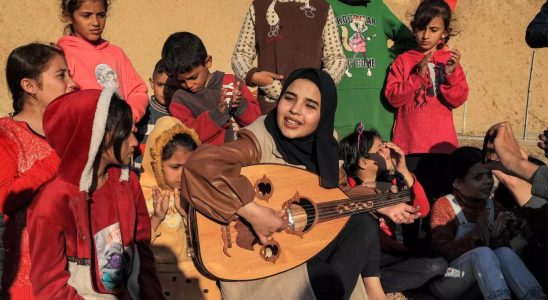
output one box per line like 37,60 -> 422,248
377,203 -> 421,224
152,186 -> 170,221
472,208 -> 491,245
418,52 -> 433,77
445,49 -> 461,76
382,142 -> 408,174
490,212 -> 509,240
251,71 -> 284,87
172,188 -> 188,218
237,202 -> 287,244
231,81 -> 243,111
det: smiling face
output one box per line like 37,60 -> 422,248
454,162 -> 494,200
70,0 -> 107,44
276,79 -> 321,139
161,148 -> 193,190
414,15 -> 447,53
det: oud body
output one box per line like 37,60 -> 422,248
188,164 -> 408,281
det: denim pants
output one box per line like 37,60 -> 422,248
431,247 -> 546,300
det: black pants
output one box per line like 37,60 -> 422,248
380,251 -> 448,293
307,213 -> 380,300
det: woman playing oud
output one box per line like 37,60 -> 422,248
180,68 -> 385,300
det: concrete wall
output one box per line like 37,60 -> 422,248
1,0 -> 546,153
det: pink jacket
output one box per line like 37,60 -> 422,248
58,36 -> 148,121
385,49 -> 469,154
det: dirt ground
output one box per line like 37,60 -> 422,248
0,0 -> 546,145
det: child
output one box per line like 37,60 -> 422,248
138,116 -> 222,298
384,0 -> 468,155
328,0 -> 417,139
231,0 -> 347,114
162,32 -> 261,145
179,68 -> 379,300
430,147 -> 546,300
340,125 -> 447,295
134,60 -> 171,169
27,89 -> 164,298
0,43 -> 77,299
58,0 -> 149,121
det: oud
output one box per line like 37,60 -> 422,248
188,164 -> 409,281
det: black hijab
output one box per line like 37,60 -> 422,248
264,68 -> 339,188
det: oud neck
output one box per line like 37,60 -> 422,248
316,191 -> 409,223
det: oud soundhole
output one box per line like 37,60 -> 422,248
254,175 -> 273,201
289,198 -> 316,233
260,241 -> 280,263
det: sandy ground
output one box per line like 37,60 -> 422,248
0,0 -> 546,142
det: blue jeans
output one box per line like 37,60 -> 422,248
431,247 -> 546,300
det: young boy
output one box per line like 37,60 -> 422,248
134,59 -> 171,169
162,32 -> 261,145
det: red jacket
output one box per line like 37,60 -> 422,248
170,72 -> 261,145
27,90 -> 163,299
385,49 -> 469,154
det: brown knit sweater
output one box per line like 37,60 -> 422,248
430,195 -> 509,261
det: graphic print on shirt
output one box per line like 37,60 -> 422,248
338,15 -> 377,77
95,64 -> 120,89
416,62 -> 446,107
94,222 -> 133,291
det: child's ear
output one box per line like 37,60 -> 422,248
452,179 -> 462,191
205,55 -> 213,68
149,77 -> 154,88
20,78 -> 37,96
358,157 -> 368,170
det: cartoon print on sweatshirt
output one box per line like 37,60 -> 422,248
95,64 -> 120,90
340,15 -> 377,77
94,223 -> 134,291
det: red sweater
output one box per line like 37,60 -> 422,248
170,72 -> 261,145
0,118 -> 60,299
385,49 -> 469,154
430,195 -> 509,261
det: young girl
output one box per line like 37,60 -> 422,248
0,43 -> 77,299
27,89 -> 164,298
340,125 -> 447,295
58,0 -> 149,121
231,0 -> 347,114
430,147 -> 546,300
139,116 -> 221,298
180,68 -> 379,300
384,0 -> 468,155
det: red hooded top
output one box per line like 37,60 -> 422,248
27,89 -> 163,299
385,49 -> 469,154
58,36 -> 148,122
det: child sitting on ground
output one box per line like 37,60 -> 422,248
340,124 -> 447,296
162,32 -> 261,145
430,147 -> 546,300
134,60 -> 171,170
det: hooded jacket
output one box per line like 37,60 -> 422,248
139,117 -> 220,298
385,49 -> 469,154
140,116 -> 200,264
27,89 -> 163,299
58,36 -> 149,121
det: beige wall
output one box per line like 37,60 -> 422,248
1,0 -> 546,146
